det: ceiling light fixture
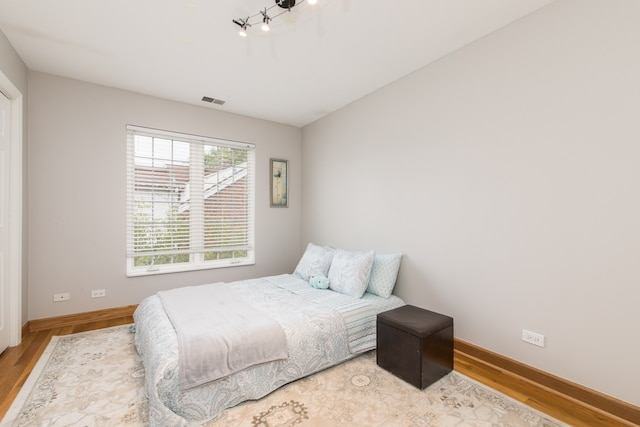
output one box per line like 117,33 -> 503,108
232,18 -> 250,37
260,9 -> 271,32
232,0 -> 318,37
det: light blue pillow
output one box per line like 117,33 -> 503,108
293,243 -> 334,281
328,249 -> 375,298
366,253 -> 402,298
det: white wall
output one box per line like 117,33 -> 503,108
28,72 -> 302,319
301,0 -> 639,406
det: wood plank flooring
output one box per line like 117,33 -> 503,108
454,351 -> 637,427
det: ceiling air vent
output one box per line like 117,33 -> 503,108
201,96 -> 226,105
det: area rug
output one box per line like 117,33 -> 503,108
1,325 -> 568,427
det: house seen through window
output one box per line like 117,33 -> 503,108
126,125 -> 255,276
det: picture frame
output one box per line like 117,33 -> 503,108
270,158 -> 288,208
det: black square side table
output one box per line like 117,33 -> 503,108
377,305 -> 454,389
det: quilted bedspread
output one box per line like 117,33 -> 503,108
134,274 -> 403,426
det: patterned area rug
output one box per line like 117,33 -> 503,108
2,325 -> 568,427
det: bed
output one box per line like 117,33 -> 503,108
133,245 -> 404,426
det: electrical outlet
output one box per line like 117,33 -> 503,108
522,329 -> 545,347
91,289 -> 106,298
53,293 -> 70,302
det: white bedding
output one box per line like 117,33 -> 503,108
134,274 -> 405,426
157,282 -> 288,389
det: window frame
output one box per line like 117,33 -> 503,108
126,125 -> 255,277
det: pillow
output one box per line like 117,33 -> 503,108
328,249 -> 375,298
366,253 -> 402,298
293,243 -> 334,281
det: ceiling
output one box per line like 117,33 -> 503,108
0,0 -> 556,127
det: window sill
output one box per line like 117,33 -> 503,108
126,259 -> 255,277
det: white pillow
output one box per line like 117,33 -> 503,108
366,253 -> 402,298
293,243 -> 334,281
328,249 -> 375,298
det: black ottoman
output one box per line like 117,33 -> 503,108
377,305 -> 454,389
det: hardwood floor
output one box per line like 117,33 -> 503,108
0,315 -> 133,421
454,350 -> 638,427
1,315 -> 638,426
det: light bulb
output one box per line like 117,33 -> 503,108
239,29 -> 248,37
261,9 -> 270,32
308,0 -> 317,4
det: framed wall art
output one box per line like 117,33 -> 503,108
270,158 -> 288,208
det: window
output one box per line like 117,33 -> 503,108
126,125 -> 255,276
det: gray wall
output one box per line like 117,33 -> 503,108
0,28 -> 28,324
0,30 -> 27,91
27,72 -> 302,319
301,0 -> 639,407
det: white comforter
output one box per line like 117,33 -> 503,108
157,282 -> 288,389
134,274 -> 405,426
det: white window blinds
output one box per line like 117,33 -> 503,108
126,125 -> 255,276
